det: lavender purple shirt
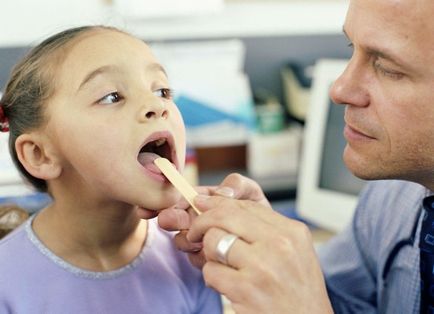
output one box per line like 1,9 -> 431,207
0,216 -> 222,314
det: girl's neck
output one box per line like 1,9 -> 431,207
32,201 -> 148,272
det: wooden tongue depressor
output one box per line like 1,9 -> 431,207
154,157 -> 201,215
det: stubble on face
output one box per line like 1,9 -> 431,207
339,0 -> 434,187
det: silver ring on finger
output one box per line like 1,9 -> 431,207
215,233 -> 238,265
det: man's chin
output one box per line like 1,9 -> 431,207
136,207 -> 159,219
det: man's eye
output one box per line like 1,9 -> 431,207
153,88 -> 173,100
98,92 -> 123,105
373,60 -> 404,80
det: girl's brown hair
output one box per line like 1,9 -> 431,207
0,25 -> 121,193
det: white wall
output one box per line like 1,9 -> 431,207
0,0 -> 111,47
0,0 -> 348,47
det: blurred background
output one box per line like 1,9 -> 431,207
1,2 -> 369,311
0,0 -> 362,230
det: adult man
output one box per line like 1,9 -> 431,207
158,0 -> 434,312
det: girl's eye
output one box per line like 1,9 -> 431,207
98,92 -> 123,105
153,88 -> 173,100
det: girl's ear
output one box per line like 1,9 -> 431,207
15,133 -> 62,181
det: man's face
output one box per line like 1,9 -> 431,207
330,0 -> 434,189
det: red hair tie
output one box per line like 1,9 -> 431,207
0,106 -> 9,132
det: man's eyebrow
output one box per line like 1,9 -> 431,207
365,47 -> 411,70
78,65 -> 118,91
342,27 -> 349,40
342,27 -> 409,69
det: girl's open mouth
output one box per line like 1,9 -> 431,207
137,132 -> 177,182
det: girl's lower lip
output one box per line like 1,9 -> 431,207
137,153 -> 177,183
141,164 -> 170,183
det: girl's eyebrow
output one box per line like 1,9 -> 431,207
78,65 -> 119,91
147,63 -> 168,79
78,63 -> 168,92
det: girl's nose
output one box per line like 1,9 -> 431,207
138,98 -> 169,122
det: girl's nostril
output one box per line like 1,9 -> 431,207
146,112 -> 155,119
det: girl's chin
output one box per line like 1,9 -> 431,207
135,194 -> 181,219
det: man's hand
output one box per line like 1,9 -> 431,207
159,173 -> 332,312
188,196 -> 333,314
158,173 -> 269,268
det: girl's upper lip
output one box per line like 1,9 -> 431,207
138,130 -> 178,168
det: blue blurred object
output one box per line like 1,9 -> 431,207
0,193 -> 51,213
176,95 -> 256,129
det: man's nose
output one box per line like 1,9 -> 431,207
329,59 -> 370,108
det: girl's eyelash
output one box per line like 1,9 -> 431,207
97,88 -> 173,105
98,91 -> 123,105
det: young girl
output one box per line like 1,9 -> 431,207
0,25 -> 222,313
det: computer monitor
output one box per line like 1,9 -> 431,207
296,59 -> 366,233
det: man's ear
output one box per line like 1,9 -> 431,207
15,133 -> 62,180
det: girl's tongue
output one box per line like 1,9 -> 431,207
138,152 -> 161,174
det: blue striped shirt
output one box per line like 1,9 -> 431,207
318,180 -> 431,313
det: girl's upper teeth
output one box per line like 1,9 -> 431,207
155,138 -> 166,146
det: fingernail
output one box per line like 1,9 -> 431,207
194,194 -> 210,205
190,242 -> 203,252
215,186 -> 235,198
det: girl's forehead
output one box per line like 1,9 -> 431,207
66,30 -> 153,61
48,30 -> 159,95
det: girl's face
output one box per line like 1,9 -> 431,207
44,30 -> 186,211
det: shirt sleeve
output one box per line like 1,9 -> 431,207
317,184 -> 378,313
